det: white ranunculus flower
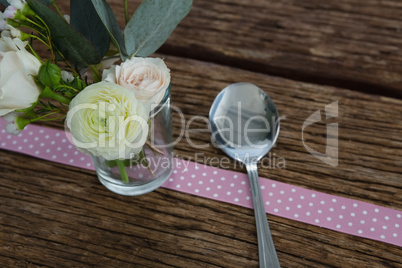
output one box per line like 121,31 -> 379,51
102,57 -> 170,106
66,81 -> 150,160
0,37 -> 41,116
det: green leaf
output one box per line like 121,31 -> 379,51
14,100 -> 39,113
90,0 -> 128,60
38,0 -> 51,5
0,0 -> 9,7
0,0 -> 50,7
27,0 -> 102,66
124,0 -> 192,57
70,0 -> 110,59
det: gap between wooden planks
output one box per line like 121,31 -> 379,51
52,0 -> 402,97
1,54 -> 401,267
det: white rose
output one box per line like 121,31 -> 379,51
66,81 -> 150,160
102,57 -> 170,106
0,33 -> 25,53
0,37 -> 41,116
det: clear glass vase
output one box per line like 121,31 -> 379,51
91,86 -> 173,196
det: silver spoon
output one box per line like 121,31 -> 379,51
209,82 -> 281,268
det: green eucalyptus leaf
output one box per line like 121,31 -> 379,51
70,0 -> 110,59
90,0 -> 128,60
0,0 -> 50,7
27,0 -> 102,65
0,0 -> 52,7
124,0 -> 192,57
37,0 -> 52,5
0,0 -> 9,7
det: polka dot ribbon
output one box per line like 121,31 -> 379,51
0,120 -> 400,247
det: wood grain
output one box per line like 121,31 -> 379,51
106,0 -> 402,98
165,0 -> 402,98
5,0 -> 402,97
0,0 -> 401,267
0,55 -> 401,267
51,0 -> 402,97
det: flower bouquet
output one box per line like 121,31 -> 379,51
0,0 -> 192,195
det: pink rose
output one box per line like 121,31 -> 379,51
103,57 -> 170,106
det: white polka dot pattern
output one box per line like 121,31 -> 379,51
165,159 -> 401,247
0,124 -> 93,170
0,119 -> 401,247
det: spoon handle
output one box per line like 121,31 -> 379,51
246,162 -> 281,268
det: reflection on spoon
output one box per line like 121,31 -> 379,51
209,82 -> 281,268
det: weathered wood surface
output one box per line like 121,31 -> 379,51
1,55 -> 401,267
51,0 -> 402,97
106,0 -> 402,98
0,0 -> 401,267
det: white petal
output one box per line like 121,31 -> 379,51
101,56 -> 120,70
16,49 -> 41,75
0,71 -> 39,109
3,6 -> 17,19
3,111 -> 19,122
0,36 -> 19,53
61,70 -> 74,82
5,122 -> 20,135
102,65 -> 117,83
63,14 -> 70,23
0,20 -> 7,31
7,0 -> 25,10
10,27 -> 20,38
0,51 -> 22,84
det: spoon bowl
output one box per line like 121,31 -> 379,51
209,82 -> 281,268
210,82 -> 280,162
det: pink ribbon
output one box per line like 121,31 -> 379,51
0,120 -> 400,247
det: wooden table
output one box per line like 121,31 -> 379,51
1,1 -> 401,267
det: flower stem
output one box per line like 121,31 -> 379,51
52,0 -> 65,19
34,15 -> 55,61
116,159 -> 129,184
30,112 -> 64,122
54,47 -> 78,76
27,34 -> 50,49
90,65 -> 101,83
54,84 -> 80,93
124,0 -> 129,24
25,17 -> 45,30
27,43 -> 43,62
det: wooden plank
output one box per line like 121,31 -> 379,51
0,55 -> 401,267
69,0 -> 402,98
164,0 -> 402,98
165,55 -> 402,208
45,0 -> 402,97
6,0 -> 401,96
